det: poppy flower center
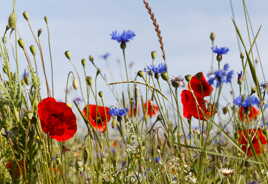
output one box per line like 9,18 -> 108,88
95,115 -> 104,125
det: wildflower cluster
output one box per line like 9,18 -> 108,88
208,63 -> 234,87
145,63 -> 167,74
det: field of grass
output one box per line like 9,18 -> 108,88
1,0 -> 268,184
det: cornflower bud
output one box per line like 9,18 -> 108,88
216,54 -> 222,62
120,42 -> 126,50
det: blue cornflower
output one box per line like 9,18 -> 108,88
100,52 -> 110,60
208,63 -> 234,87
233,96 -> 260,108
109,107 -> 128,117
211,46 -> 229,55
154,157 -> 161,163
145,63 -> 167,74
111,30 -> 136,43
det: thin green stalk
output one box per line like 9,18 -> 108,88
45,18 -> 55,97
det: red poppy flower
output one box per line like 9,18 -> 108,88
188,72 -> 213,98
237,129 -> 267,156
5,160 -> 25,178
238,106 -> 260,122
83,105 -> 111,132
181,90 -> 215,120
37,97 -> 77,142
143,100 -> 159,117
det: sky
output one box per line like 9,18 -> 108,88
1,0 -> 268,99
1,0 -> 268,135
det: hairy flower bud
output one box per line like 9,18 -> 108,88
64,50 -> 71,60
37,29 -> 42,37
151,51 -> 157,60
22,11 -> 29,21
18,39 -> 25,49
85,76 -> 93,86
29,45 -> 36,56
161,72 -> 169,81
89,55 -> 94,63
72,79 -> 78,90
98,91 -> 103,98
185,75 -> 192,82
210,32 -> 216,42
81,58 -> 86,67
8,12 -> 16,29
44,16 -> 48,24
137,70 -> 144,78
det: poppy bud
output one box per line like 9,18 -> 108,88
209,32 -> 216,42
37,29 -> 42,37
185,75 -> 192,82
29,45 -> 36,56
18,39 -> 25,49
161,72 -> 169,81
89,55 -> 94,63
8,12 -> 16,29
85,76 -> 93,86
137,70 -> 144,78
98,91 -> 103,98
151,51 -> 157,60
81,58 -> 86,67
216,54 -> 222,62
44,16 -> 48,24
22,11 -> 29,21
120,42 -> 126,50
72,79 -> 78,90
64,50 -> 71,60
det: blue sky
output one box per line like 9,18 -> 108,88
1,0 -> 268,101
